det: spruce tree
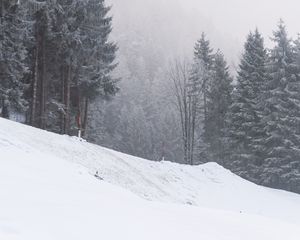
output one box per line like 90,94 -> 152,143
261,20 -> 300,191
0,0 -> 28,118
206,51 -> 233,164
77,0 -> 118,100
225,29 -> 268,181
192,32 -> 214,163
27,0 -> 117,135
50,0 -> 84,133
75,0 -> 118,135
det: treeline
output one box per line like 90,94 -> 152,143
1,1 -> 300,194
0,0 -> 117,135
172,20 -> 300,193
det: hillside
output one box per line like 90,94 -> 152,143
1,117 -> 300,240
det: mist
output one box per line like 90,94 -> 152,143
2,1 -> 300,237
109,0 -> 300,67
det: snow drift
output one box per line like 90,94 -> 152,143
1,117 -> 300,240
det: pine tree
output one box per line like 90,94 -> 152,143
26,0 -> 117,135
74,0 -> 118,136
206,50 -> 233,164
0,0 -> 29,118
225,29 -> 268,181
288,34 -> 300,193
45,0 -> 82,133
77,0 -> 118,99
191,32 -> 214,163
194,33 -> 214,69
261,20 -> 300,191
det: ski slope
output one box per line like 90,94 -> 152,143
1,117 -> 300,240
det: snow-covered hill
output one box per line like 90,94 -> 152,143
1,118 -> 300,240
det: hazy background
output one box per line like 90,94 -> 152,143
108,0 -> 300,68
89,0 -> 300,162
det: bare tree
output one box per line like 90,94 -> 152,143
168,59 -> 204,165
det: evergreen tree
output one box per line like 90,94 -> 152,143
206,51 -> 233,164
0,0 -> 29,118
25,0 -> 117,135
49,0 -> 84,133
261,21 -> 300,191
75,0 -> 118,135
191,32 -> 214,163
225,29 -> 268,181
193,33 -> 214,122
77,0 -> 118,100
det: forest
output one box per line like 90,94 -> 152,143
1,0 -> 300,194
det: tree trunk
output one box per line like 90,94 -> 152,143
60,66 -> 65,134
190,98 -> 197,165
1,98 -> 9,119
184,98 -> 188,164
39,31 -> 46,129
203,78 -> 208,142
0,0 -> 4,23
63,63 -> 71,134
82,97 -> 89,137
31,40 -> 39,126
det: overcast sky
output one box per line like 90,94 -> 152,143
109,0 -> 300,67
180,0 -> 300,45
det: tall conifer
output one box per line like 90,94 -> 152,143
225,29 -> 267,181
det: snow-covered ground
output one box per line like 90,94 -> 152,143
1,118 -> 300,240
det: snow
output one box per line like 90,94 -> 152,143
1,117 -> 300,240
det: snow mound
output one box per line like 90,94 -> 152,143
1,118 -> 300,240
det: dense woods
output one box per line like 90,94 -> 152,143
1,1 -> 300,193
0,0 -> 117,135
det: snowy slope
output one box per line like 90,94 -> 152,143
1,117 -> 300,240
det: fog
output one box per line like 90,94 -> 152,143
185,0 -> 299,44
109,0 -> 300,67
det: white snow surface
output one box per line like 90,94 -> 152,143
1,117 -> 300,240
